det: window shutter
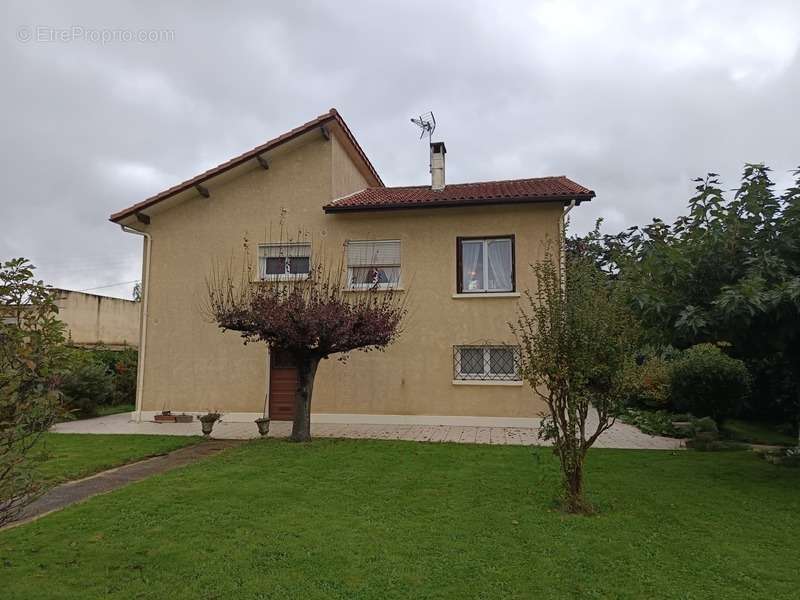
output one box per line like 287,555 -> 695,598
346,240 -> 401,266
260,243 -> 311,258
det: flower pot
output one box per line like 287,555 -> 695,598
154,414 -> 177,423
174,414 -> 193,423
201,420 -> 215,436
255,418 -> 270,437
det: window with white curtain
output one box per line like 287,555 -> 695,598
457,236 -> 514,293
346,240 -> 401,289
258,243 -> 311,280
453,345 -> 521,381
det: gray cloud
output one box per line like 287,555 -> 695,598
2,0 -> 798,297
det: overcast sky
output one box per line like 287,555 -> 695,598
2,1 -> 799,299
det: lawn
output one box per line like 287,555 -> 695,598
30,433 -> 202,485
721,419 -> 798,447
2,439 -> 799,599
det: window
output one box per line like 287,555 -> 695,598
346,240 -> 401,288
457,236 -> 515,293
259,243 -> 311,280
453,345 -> 521,381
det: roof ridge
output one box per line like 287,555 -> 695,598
327,187 -> 368,205
363,175 -> 571,192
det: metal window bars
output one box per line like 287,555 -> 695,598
453,345 -> 521,381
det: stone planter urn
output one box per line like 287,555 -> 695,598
255,417 -> 270,437
199,413 -> 221,436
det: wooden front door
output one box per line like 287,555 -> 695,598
269,351 -> 298,421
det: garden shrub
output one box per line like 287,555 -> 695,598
693,416 -> 718,434
108,348 -> 137,405
620,409 -> 680,437
622,355 -> 671,409
669,344 -> 751,421
73,347 -> 137,406
56,348 -> 114,417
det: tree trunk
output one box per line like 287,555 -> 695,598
290,355 -> 319,442
564,460 -> 587,514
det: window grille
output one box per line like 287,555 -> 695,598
453,345 -> 521,381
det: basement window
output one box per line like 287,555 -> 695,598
259,243 -> 311,280
453,345 -> 521,381
346,240 -> 401,289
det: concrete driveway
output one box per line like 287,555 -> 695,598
52,412 -> 683,450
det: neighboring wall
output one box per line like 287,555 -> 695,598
55,289 -> 140,348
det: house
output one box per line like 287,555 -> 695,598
110,109 -> 594,425
54,289 -> 139,348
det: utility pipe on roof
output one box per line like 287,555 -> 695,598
120,224 -> 151,423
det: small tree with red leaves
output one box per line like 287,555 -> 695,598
204,242 -> 406,442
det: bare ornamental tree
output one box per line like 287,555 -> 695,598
205,243 -> 406,442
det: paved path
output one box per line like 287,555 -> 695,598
52,413 -> 683,450
3,440 -> 241,530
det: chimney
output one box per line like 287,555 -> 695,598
430,141 -> 446,191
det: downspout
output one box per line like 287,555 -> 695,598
121,224 -> 151,423
563,198 -> 577,219
560,199 -> 577,289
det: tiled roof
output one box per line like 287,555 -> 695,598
324,176 -> 594,212
110,108 -> 382,223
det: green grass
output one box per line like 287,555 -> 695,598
29,433 -> 202,485
722,419 -> 798,447
94,404 -> 135,418
2,440 -> 799,599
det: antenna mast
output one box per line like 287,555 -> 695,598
410,111 -> 436,142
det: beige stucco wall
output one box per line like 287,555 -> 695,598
133,129 -> 561,417
55,290 -> 140,347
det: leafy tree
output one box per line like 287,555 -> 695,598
572,165 -> 800,427
512,246 -> 636,513
0,258 -> 63,526
205,245 -> 406,442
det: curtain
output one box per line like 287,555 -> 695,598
487,239 -> 512,291
461,241 -> 483,291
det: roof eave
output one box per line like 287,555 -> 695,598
323,192 -> 595,214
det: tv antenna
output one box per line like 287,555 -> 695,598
410,111 -> 436,141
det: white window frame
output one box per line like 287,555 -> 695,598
454,345 -> 521,381
258,242 -> 312,281
346,240 -> 401,290
458,237 -> 514,294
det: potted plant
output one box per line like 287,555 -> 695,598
254,389 -> 270,436
154,410 -> 177,423
255,416 -> 270,436
199,412 -> 221,436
